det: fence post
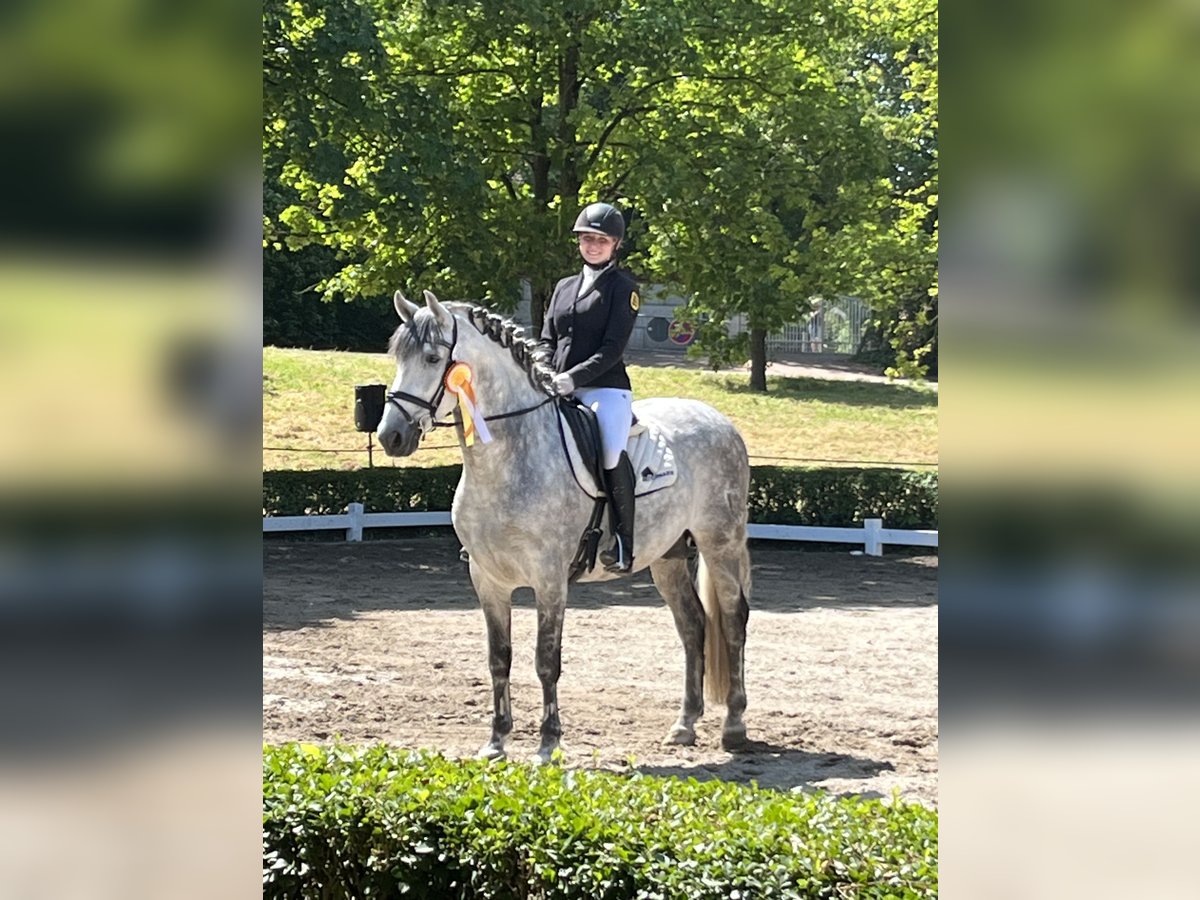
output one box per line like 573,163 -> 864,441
864,518 -> 883,556
346,502 -> 364,542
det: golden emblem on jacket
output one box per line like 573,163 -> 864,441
630,290 -> 640,311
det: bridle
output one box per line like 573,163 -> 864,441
385,310 -> 555,435
385,315 -> 459,434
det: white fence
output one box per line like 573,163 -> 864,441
746,521 -> 937,555
263,505 -> 937,556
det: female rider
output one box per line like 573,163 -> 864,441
540,202 -> 640,573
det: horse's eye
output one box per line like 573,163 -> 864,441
425,353 -> 441,365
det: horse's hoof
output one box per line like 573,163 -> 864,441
477,744 -> 507,761
663,724 -> 697,746
721,724 -> 748,751
530,746 -> 560,766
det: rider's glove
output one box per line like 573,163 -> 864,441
552,373 -> 575,396
549,374 -> 573,400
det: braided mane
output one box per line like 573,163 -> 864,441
448,302 -> 557,396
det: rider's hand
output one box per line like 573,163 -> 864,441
552,373 -> 575,396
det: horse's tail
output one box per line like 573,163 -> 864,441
698,543 -> 751,705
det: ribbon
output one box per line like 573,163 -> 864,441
444,362 -> 492,446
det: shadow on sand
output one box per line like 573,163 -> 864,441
632,738 -> 894,800
264,534 -> 936,632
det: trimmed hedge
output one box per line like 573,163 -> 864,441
263,744 -> 938,899
748,466 -> 937,529
264,466 -> 462,519
263,466 -> 937,529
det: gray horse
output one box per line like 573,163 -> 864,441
377,289 -> 751,763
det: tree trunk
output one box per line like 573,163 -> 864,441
530,91 -> 549,205
557,42 -> 582,201
749,327 -> 768,392
531,285 -> 549,337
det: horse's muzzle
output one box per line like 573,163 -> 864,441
377,422 -> 421,457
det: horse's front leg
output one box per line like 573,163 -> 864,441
470,561 -> 513,760
531,581 -> 568,764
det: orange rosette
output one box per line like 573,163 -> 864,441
444,362 -> 491,446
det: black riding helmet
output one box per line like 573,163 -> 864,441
572,202 -> 626,240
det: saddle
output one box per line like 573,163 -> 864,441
556,398 -> 679,581
557,399 -> 677,499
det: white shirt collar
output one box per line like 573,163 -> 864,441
578,261 -> 613,297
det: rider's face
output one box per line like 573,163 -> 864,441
577,232 -> 617,265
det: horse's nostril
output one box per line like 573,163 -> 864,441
379,428 -> 410,456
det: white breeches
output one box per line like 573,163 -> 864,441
574,387 -> 633,470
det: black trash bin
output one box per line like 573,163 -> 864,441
354,383 -> 386,433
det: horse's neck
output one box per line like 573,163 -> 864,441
456,328 -> 558,485
464,335 -> 538,416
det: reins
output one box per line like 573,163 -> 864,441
428,395 -> 555,430
480,396 -> 555,423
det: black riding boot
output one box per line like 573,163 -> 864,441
599,452 -> 635,573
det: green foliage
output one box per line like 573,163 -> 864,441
814,0 -> 938,379
264,466 -> 460,516
749,466 -> 938,528
263,744 -> 938,899
633,2 -> 889,379
263,0 -> 937,375
263,240 -> 404,351
263,466 -> 938,528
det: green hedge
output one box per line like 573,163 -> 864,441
264,466 -> 462,519
747,466 -> 938,528
263,744 -> 938,899
263,466 -> 937,528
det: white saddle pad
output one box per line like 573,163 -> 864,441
625,422 -> 678,495
562,416 -> 678,498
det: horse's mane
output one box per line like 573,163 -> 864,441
447,302 -> 557,395
388,300 -> 556,395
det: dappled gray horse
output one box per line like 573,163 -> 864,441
377,290 -> 751,763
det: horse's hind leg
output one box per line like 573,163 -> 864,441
649,558 -> 706,746
695,543 -> 751,750
470,561 -> 513,760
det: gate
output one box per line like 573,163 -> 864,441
767,296 -> 872,355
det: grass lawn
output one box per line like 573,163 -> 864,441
263,346 -> 938,472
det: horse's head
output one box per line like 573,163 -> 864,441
377,289 -> 459,457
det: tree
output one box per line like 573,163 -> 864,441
264,0 -> 936,382
624,2 -> 888,389
266,0 -> 707,329
813,0 -> 938,378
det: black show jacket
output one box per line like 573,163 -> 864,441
539,266 -> 640,390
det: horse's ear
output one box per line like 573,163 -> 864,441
394,290 -> 419,323
423,289 -> 452,328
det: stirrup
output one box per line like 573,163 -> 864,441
600,537 -> 632,573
